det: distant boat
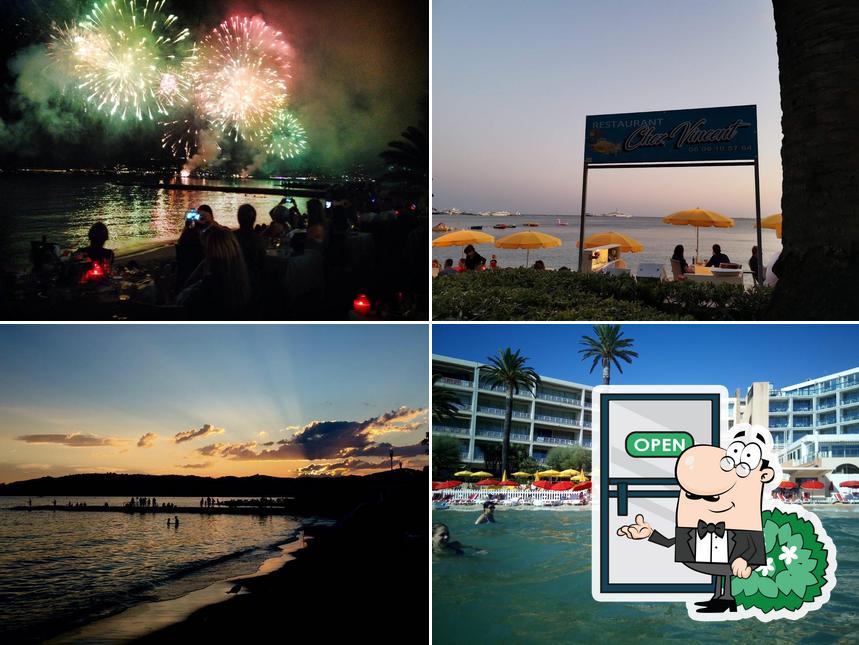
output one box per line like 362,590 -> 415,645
556,218 -> 569,226
597,210 -> 632,218
523,222 -> 540,227
479,210 -> 513,217
470,225 -> 483,230
432,223 -> 451,232
493,223 -> 509,229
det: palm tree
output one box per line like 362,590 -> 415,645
579,325 -> 638,385
481,348 -> 540,480
379,98 -> 428,195
770,2 -> 859,319
432,374 -> 462,423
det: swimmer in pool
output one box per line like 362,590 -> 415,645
475,501 -> 496,525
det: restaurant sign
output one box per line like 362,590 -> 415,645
584,105 -> 757,164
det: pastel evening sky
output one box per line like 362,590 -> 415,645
0,325 -> 428,483
433,0 -> 782,217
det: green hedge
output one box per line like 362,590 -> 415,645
432,269 -> 773,321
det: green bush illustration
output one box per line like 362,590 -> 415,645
732,508 -> 830,613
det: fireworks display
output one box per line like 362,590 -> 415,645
50,0 -> 194,121
266,109 -> 308,159
192,16 -> 291,143
45,3 -> 307,167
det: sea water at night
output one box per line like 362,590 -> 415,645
0,175 -> 310,270
0,497 -> 301,642
432,213 -> 782,274
432,507 -> 858,644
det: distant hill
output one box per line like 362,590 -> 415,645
0,469 -> 427,517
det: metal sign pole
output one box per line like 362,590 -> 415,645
754,157 -> 764,284
578,163 -> 589,272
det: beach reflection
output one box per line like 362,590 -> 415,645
0,175 -> 310,269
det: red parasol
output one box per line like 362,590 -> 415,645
533,480 -> 552,489
800,480 -> 824,490
550,481 -> 574,491
499,480 -> 519,487
475,479 -> 501,486
573,481 -> 592,491
839,480 -> 859,488
777,481 -> 796,489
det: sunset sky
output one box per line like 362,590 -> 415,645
433,0 -> 783,217
0,325 -> 428,483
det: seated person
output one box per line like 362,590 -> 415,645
176,226 -> 251,315
440,259 -> 457,275
533,260 -> 546,270
705,243 -> 731,267
176,214 -> 204,289
671,244 -> 694,275
233,204 -> 266,296
463,245 -> 486,271
77,222 -> 115,268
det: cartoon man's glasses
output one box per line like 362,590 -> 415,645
719,441 -> 762,478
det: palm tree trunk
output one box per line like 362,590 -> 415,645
602,359 -> 610,385
501,384 -> 514,480
770,1 -> 859,318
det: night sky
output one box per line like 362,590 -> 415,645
0,0 -> 428,171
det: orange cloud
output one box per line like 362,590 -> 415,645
174,424 -> 224,444
16,433 -> 118,447
137,432 -> 157,448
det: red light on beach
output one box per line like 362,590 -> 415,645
81,261 -> 107,283
353,294 -> 371,315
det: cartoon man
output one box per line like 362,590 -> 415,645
617,426 -> 775,614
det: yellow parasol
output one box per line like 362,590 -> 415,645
511,471 -> 534,478
757,213 -> 782,239
432,230 -> 495,247
495,231 -> 563,267
535,469 -> 562,481
572,472 -> 588,482
558,469 -> 581,478
662,208 -> 734,261
454,470 -> 475,478
470,471 -> 494,478
576,232 -> 644,253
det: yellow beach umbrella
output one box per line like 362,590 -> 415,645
495,231 -> 563,267
757,213 -> 782,239
662,208 -> 734,261
572,472 -> 588,482
558,469 -> 581,478
511,471 -> 534,478
454,470 -> 475,478
536,469 -> 562,479
471,471 -> 494,478
432,230 -> 495,247
576,231 -> 644,253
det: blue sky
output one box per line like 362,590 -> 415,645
433,0 -> 782,217
432,325 -> 859,393
0,325 -> 428,481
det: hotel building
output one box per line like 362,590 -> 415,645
432,355 -> 593,465
740,367 -> 859,493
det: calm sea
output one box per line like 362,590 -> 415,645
0,175 -> 309,270
432,213 -> 782,274
432,507 -> 858,643
0,497 -> 301,642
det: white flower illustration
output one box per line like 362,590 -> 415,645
778,544 -> 798,566
757,556 -> 775,576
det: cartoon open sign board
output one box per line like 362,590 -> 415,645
591,385 -> 837,622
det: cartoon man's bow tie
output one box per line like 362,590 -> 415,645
696,520 -> 726,538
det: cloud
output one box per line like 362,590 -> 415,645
297,458 -> 388,476
197,407 -> 428,463
174,424 -> 224,444
137,433 -> 157,448
176,462 -> 212,469
16,433 -> 117,447
18,463 -> 52,470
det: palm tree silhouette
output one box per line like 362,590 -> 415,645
481,348 -> 540,480
579,325 -> 638,385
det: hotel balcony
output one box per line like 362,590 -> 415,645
475,405 -> 531,419
534,435 -> 578,446
437,376 -> 473,389
535,389 -> 583,407
533,413 -> 579,427
474,429 -> 530,443
433,425 -> 470,436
